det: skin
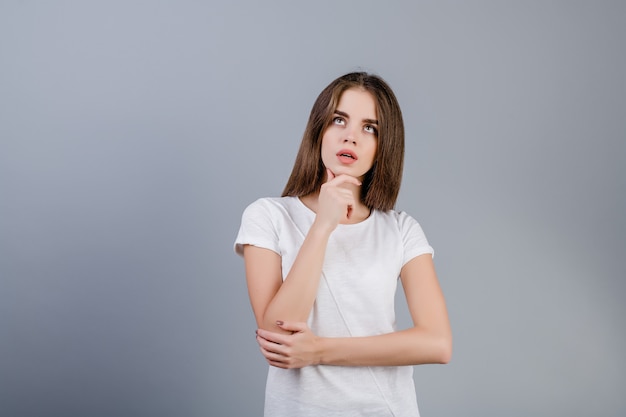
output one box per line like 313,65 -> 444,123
243,88 -> 452,369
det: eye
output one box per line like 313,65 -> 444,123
364,124 -> 378,135
333,116 -> 345,125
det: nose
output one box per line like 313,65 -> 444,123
343,126 -> 358,145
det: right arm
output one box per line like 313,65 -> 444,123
243,225 -> 331,334
243,170 -> 360,334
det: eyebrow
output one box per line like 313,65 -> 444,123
334,110 -> 378,125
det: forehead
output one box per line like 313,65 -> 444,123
336,88 -> 378,118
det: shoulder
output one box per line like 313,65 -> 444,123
235,197 -> 299,256
374,209 -> 434,261
241,196 -> 298,218
239,196 -> 310,232
372,209 -> 422,232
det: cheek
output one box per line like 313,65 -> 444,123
320,137 -> 333,165
366,142 -> 378,163
320,136 -> 330,155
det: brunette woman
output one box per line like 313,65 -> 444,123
235,72 -> 451,417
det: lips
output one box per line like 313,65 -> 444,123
337,149 -> 357,160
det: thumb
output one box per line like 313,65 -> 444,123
276,320 -> 307,333
325,168 -> 335,183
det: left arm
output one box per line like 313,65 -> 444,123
256,253 -> 452,368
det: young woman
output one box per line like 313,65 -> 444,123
234,72 -> 451,417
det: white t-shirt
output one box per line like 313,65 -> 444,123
234,196 -> 434,417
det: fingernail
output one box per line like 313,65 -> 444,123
276,320 -> 284,326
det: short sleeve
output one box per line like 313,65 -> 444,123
397,211 -> 434,266
234,198 -> 281,257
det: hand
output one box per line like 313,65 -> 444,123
255,321 -> 321,369
315,169 -> 361,231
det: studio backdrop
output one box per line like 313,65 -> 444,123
1,1 -> 625,416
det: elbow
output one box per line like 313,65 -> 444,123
409,329 -> 452,364
259,317 -> 281,333
258,308 -> 283,332
422,331 -> 451,364
254,311 -> 277,332
260,315 -> 294,335
438,345 -> 452,364
437,335 -> 453,364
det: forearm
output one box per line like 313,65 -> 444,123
261,223 -> 332,330
318,327 -> 452,366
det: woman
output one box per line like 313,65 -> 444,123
234,72 -> 451,416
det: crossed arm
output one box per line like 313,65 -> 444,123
243,241 -> 452,369
243,172 -> 451,369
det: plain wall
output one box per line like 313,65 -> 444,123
1,1 -> 625,416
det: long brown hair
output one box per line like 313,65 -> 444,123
282,72 -> 405,211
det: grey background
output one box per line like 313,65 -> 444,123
1,1 -> 624,416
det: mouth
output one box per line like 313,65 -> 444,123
337,149 -> 357,160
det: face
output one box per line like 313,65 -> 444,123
320,88 -> 378,181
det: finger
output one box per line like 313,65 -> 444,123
263,352 -> 289,368
336,191 -> 356,219
259,344 -> 287,362
268,360 -> 289,369
257,329 -> 290,345
262,350 -> 294,369
276,320 -> 307,333
257,335 -> 288,355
